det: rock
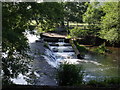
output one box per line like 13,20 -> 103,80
77,54 -> 84,59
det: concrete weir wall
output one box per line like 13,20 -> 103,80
41,33 -> 80,59
2,85 -> 119,90
69,40 -> 80,56
69,39 -> 84,59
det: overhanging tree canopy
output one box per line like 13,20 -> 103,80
99,2 -> 120,44
2,2 -> 33,84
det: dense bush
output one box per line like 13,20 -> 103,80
69,27 -> 90,38
92,44 -> 111,54
99,2 -> 120,44
56,63 -> 84,86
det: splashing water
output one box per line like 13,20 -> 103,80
25,30 -> 40,43
43,38 -> 119,82
43,38 -> 104,67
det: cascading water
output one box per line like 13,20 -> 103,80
20,31 -> 119,85
43,38 -> 77,68
43,38 -> 119,82
44,38 -> 102,66
44,38 -> 103,67
43,49 -> 58,67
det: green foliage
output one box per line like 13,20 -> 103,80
2,2 -> 32,85
64,2 -> 88,23
82,2 -> 120,45
29,2 -> 64,31
83,2 -> 104,35
104,77 -> 120,85
69,27 -> 90,38
92,44 -> 111,54
36,27 -> 44,33
56,63 -> 84,86
36,27 -> 57,33
66,34 -> 71,39
29,25 -> 36,31
99,2 -> 120,44
49,28 -> 57,32
30,2 -> 88,31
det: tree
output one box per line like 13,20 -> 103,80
1,2 -> 66,85
69,27 -> 90,38
29,2 -> 64,32
64,2 -> 88,26
2,2 -> 32,85
99,2 -> 120,44
28,2 -> 88,32
83,2 -> 104,36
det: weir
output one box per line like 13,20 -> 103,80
43,37 -> 103,67
24,31 -> 119,85
43,38 -> 77,67
42,36 -> 119,82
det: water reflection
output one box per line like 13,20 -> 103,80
83,46 -> 120,81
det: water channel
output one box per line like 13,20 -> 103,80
43,38 -> 120,82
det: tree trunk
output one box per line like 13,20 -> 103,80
67,20 -> 70,34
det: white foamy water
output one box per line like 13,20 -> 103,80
25,30 -> 40,43
51,46 -> 73,49
44,39 -> 104,69
10,30 -> 41,85
42,38 -> 120,83
11,74 -> 28,85
43,55 -> 58,68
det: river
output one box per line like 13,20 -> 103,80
82,46 -> 120,81
43,38 -> 120,82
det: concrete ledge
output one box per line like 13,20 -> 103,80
69,40 -> 80,55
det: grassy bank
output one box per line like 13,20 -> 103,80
88,44 -> 112,55
73,40 -> 112,55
